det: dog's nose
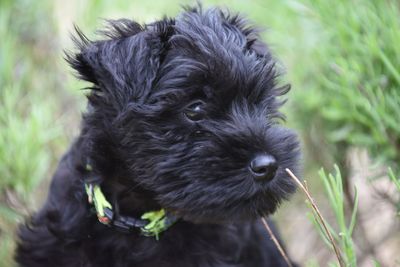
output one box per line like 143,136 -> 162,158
249,155 -> 278,181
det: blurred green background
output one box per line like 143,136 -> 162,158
0,0 -> 399,266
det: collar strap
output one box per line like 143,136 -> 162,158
84,183 -> 177,240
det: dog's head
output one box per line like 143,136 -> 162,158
68,6 -> 300,223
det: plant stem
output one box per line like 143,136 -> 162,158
285,168 -> 346,267
261,217 -> 293,267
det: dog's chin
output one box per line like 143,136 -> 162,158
165,197 -> 280,225
173,208 -> 278,225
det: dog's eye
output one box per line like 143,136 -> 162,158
184,101 -> 206,122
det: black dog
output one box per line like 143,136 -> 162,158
16,5 -> 300,267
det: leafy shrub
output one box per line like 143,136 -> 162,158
0,1 -> 64,265
292,0 -> 400,174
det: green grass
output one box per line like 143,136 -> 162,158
314,166 -> 358,267
301,164 -> 399,267
290,0 -> 400,174
0,1 -> 66,265
282,3 -> 400,263
287,166 -> 358,267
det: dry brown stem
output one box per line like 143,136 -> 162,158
261,217 -> 293,267
285,168 -> 345,267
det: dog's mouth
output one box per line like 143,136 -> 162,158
157,171 -> 294,224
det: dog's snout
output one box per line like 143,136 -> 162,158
249,155 -> 278,181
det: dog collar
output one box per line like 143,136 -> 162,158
84,165 -> 177,240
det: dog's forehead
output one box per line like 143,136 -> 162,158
155,9 -> 274,101
174,8 -> 248,49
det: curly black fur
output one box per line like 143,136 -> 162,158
16,5 -> 300,267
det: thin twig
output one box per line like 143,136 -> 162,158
285,168 -> 346,267
261,217 -> 293,267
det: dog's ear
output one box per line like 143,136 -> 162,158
65,19 -> 175,110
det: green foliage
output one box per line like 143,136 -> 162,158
306,166 -> 359,267
0,1 -> 65,265
292,0 -> 400,172
291,2 -> 400,263
0,1 -> 62,198
388,168 -> 400,215
388,168 -> 400,193
0,87 -> 59,195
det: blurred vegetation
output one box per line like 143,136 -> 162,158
311,167 -> 359,267
283,1 -> 400,266
0,0 -> 399,266
0,1 -> 66,266
292,0 -> 400,177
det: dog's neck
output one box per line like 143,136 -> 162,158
103,178 -> 161,216
83,160 -> 178,238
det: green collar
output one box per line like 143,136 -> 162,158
84,182 -> 177,240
